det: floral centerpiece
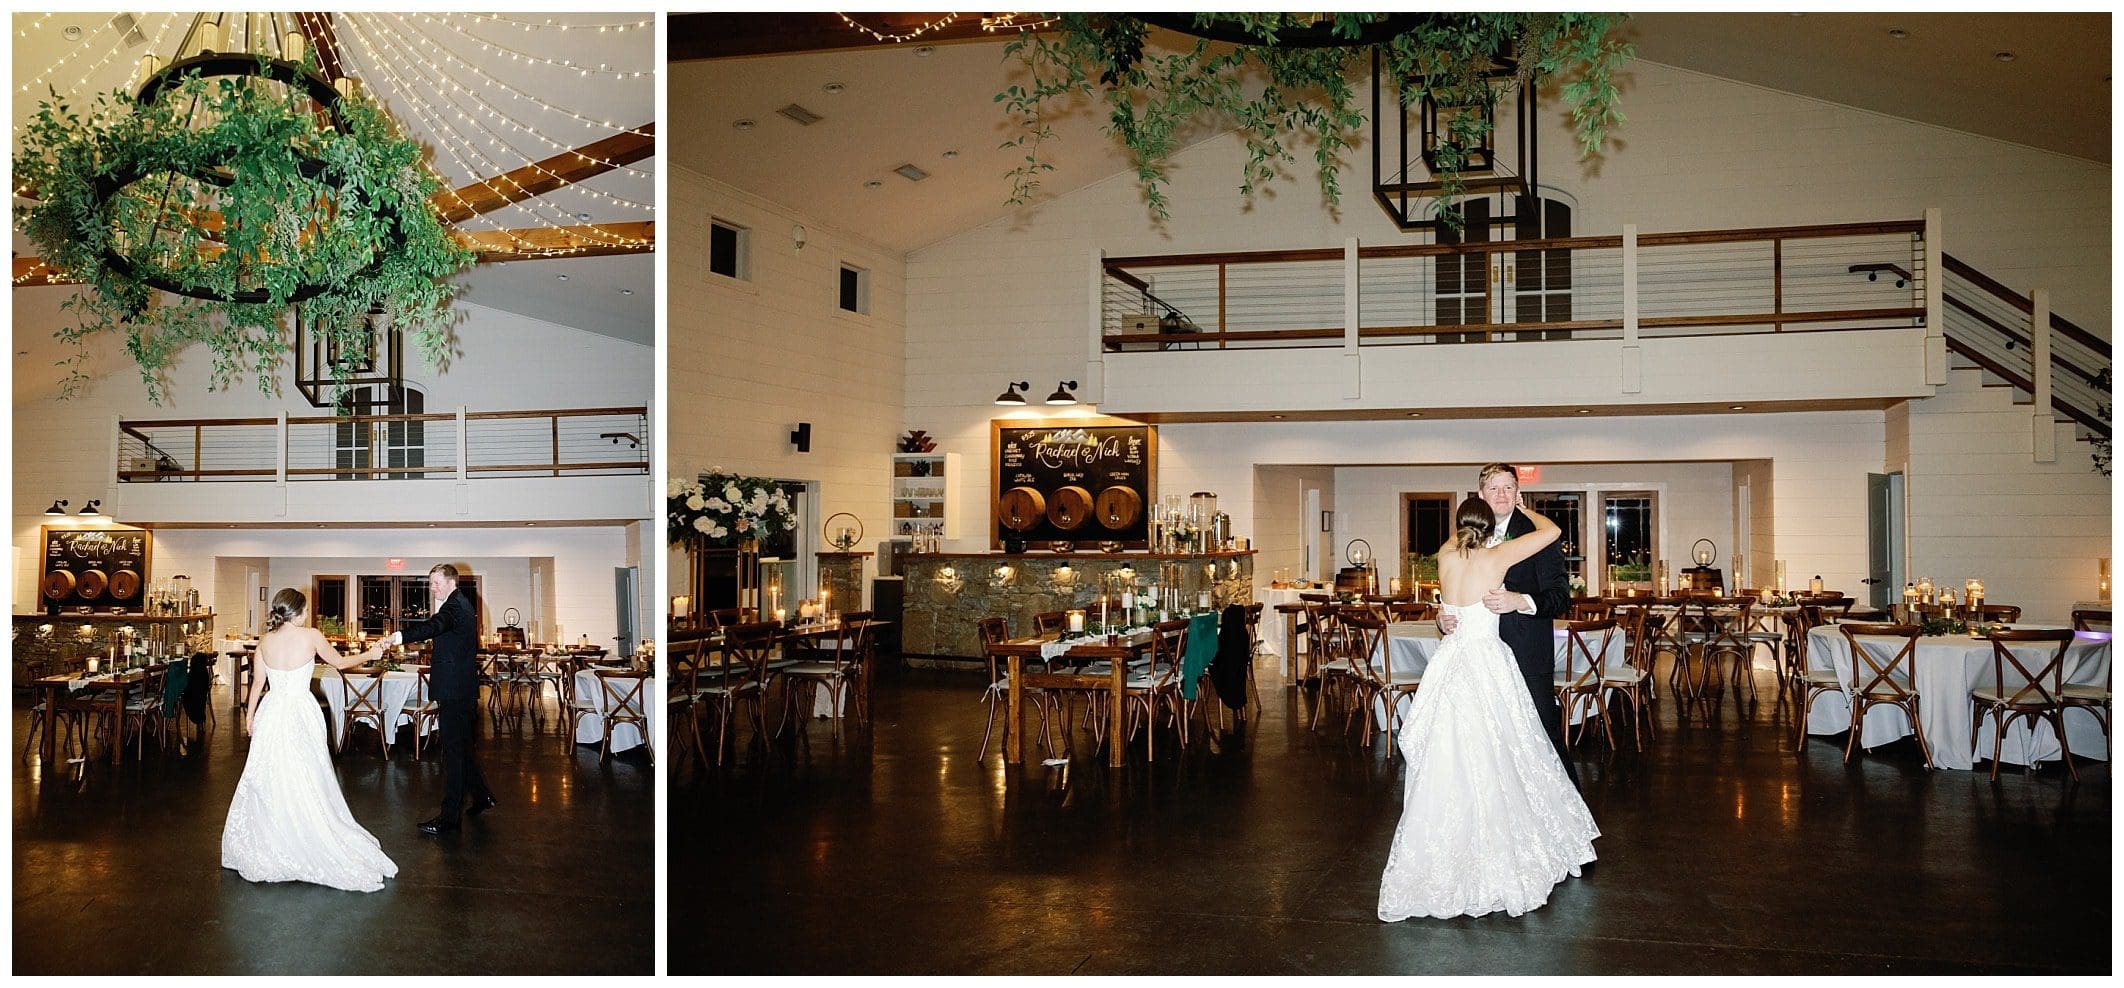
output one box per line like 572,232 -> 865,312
669,471 -> 796,548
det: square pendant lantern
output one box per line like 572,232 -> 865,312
1419,88 -> 1498,175
294,304 -> 404,410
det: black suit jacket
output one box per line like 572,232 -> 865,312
400,585 -> 480,702
1497,508 -> 1572,678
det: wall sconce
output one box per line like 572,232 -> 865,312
1050,563 -> 1077,591
77,500 -> 103,517
789,422 -> 812,453
1045,380 -> 1079,406
993,381 -> 1030,406
992,563 -> 1015,587
44,500 -> 67,515
935,565 -> 963,593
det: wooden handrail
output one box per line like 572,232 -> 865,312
1944,294 -> 2106,385
1942,254 -> 2110,358
1946,338 -> 2109,438
119,416 -> 279,428
1104,220 -> 1921,272
465,407 -> 648,422
1106,266 -> 1152,293
124,407 -> 648,430
1101,306 -> 1922,348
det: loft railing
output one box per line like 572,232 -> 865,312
1100,219 -> 1927,350
115,406 -> 650,482
1938,254 -> 2110,438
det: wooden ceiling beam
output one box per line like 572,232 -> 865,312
433,124 -> 656,224
452,221 -> 656,263
671,12 -> 1032,60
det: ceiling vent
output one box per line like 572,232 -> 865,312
777,103 -> 822,126
893,163 -> 929,182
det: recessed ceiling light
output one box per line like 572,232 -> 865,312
1407,412 -> 1421,417
1730,404 -> 1746,410
864,180 -> 883,190
914,45 -> 935,57
1887,28 -> 1908,39
733,118 -> 756,131
620,288 -> 634,296
556,273 -> 569,281
1994,51 -> 2016,62
1271,414 -> 1285,420
822,82 -> 846,95
1576,409 -> 1591,414
574,211 -> 592,222
941,149 -> 960,160
62,25 -> 82,41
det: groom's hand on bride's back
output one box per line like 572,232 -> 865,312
1437,611 -> 1457,635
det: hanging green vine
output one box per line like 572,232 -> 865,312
998,13 -> 1631,225
13,53 -> 473,404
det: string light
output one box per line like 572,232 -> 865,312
17,12 -> 122,95
414,14 -> 652,78
982,13 -> 1060,32
336,14 -> 652,253
17,13 -> 52,38
367,13 -> 652,140
835,12 -> 960,44
347,14 -> 655,207
457,14 -> 653,33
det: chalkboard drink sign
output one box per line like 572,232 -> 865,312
992,417 -> 1156,549
42,526 -> 152,614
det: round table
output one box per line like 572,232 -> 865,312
1804,624 -> 2111,770
311,666 -> 431,749
1372,621 -> 1629,731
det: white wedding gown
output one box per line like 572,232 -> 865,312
221,662 -> 398,892
1377,603 -> 1598,921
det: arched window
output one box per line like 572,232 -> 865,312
1432,191 -> 1576,339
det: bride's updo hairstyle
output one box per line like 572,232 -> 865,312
1451,495 -> 1495,553
265,588 -> 307,633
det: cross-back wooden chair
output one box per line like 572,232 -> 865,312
1971,629 -> 2079,781
1837,622 -> 1932,768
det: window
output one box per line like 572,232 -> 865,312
1511,195 -> 1574,333
1434,199 -> 1490,331
1401,492 -> 1455,586
839,263 -> 869,314
1524,491 -> 1587,586
1601,492 -> 1659,591
333,386 -> 425,480
709,218 -> 749,280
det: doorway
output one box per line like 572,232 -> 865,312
1867,472 -> 1905,609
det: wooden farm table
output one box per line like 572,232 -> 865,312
991,636 -> 1139,767
34,668 -> 149,766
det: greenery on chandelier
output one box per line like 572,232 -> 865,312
14,53 -> 473,403
2091,366 -> 2111,476
998,13 -> 1631,224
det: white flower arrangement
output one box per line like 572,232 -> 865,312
670,469 -> 797,548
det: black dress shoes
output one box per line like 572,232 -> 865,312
418,816 -> 460,836
467,794 -> 499,817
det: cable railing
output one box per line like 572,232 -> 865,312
1100,219 -> 1927,350
1940,254 -> 2109,437
116,406 -> 650,482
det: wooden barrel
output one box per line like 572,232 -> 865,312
42,570 -> 75,600
1047,485 -> 1093,530
77,568 -> 108,600
1094,486 -> 1142,530
998,487 -> 1046,532
110,569 -> 141,601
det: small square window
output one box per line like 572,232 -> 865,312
709,218 -> 749,280
839,263 -> 869,315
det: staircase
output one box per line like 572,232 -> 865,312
1936,254 -> 2110,449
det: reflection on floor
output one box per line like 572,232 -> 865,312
672,652 -> 2109,975
14,686 -> 653,975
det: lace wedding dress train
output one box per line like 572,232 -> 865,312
221,663 -> 398,892
1377,603 -> 1598,921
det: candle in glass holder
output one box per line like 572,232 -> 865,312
773,607 -> 787,625
672,595 -> 690,620
1774,559 -> 1788,594
86,655 -> 99,675
1068,610 -> 1085,634
2100,558 -> 2111,603
1966,578 -> 1984,611
1389,577 -> 1401,595
1198,591 -> 1211,611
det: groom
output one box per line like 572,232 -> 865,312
1438,464 -> 1578,785
387,563 -> 498,835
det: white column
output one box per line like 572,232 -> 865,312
2032,288 -> 2056,463
274,411 -> 288,518
1087,248 -> 1107,405
1344,237 -> 1362,399
1923,207 -> 1946,385
456,406 -> 469,482
1621,224 -> 1641,394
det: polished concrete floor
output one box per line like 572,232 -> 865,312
672,653 -> 2109,975
14,685 -> 653,975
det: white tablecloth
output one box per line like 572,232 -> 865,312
1371,621 -> 1629,731
574,669 -> 658,753
1256,588 -> 1315,659
311,667 -> 430,748
1805,625 -> 2111,770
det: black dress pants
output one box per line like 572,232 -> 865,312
438,698 -> 493,820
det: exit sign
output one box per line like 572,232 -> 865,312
385,558 -> 405,571
1516,465 -> 1541,484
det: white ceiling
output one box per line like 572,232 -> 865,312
672,13 -> 2110,255
11,11 -> 656,361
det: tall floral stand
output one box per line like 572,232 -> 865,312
685,539 -> 762,627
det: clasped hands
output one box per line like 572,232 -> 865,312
1436,588 -> 1525,636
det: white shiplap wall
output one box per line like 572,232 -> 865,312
669,164 -> 906,603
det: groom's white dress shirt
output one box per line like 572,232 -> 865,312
1489,511 -> 1540,616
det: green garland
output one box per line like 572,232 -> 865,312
998,13 -> 1631,225
13,53 -> 473,404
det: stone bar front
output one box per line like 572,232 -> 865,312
900,550 -> 1255,660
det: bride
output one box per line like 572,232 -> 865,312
1378,496 -> 1599,921
221,588 -> 400,893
